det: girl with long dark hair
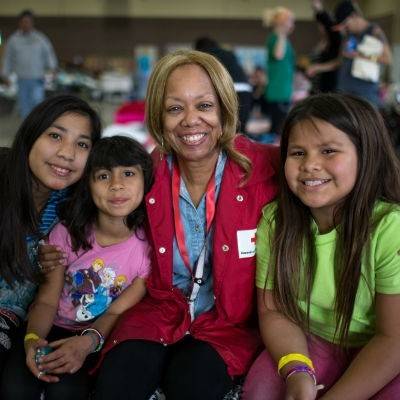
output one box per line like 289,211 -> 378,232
244,93 -> 400,399
0,94 -> 101,371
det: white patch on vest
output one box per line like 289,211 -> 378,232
237,229 -> 257,259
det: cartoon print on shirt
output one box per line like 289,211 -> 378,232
99,267 -> 116,288
110,275 -> 127,299
76,293 -> 95,322
65,258 -> 129,322
66,258 -> 103,307
86,285 -> 111,317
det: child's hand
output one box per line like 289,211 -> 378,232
342,50 -> 359,60
306,64 -> 319,78
25,337 -> 60,383
285,372 -> 318,400
40,335 -> 93,375
38,243 -> 67,273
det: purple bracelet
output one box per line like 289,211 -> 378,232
285,365 -> 317,386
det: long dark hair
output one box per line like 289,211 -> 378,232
269,93 -> 400,346
59,136 -> 153,252
0,95 -> 102,285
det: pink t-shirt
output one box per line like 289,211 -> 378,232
49,223 -> 151,330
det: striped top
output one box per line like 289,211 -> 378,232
26,188 -> 69,245
0,188 -> 69,319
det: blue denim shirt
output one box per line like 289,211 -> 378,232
170,153 -> 227,318
0,189 -> 68,319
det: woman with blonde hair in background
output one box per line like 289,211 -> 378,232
262,6 -> 296,137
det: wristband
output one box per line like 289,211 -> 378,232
83,330 -> 98,353
24,332 -> 40,342
285,365 -> 317,386
278,353 -> 314,374
81,328 -> 104,353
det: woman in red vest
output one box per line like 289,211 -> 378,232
93,49 -> 279,400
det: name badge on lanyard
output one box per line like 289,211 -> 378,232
172,161 -> 216,321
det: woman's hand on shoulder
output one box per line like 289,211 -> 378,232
285,372 -> 318,400
40,335 -> 93,376
38,243 -> 67,273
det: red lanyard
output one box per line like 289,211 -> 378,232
172,161 -> 216,275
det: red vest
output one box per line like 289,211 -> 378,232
101,136 -> 279,376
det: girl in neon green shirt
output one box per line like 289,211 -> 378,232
244,93 -> 400,399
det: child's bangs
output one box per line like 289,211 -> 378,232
89,138 -> 145,171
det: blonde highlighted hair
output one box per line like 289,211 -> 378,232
145,49 -> 251,177
262,6 -> 294,28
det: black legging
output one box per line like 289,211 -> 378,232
94,336 -> 233,400
1,325 -> 96,400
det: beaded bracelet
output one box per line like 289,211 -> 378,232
81,328 -> 104,353
278,353 -> 314,374
285,365 -> 317,386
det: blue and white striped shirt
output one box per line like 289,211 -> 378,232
0,188 -> 68,319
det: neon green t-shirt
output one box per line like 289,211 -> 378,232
256,201 -> 400,347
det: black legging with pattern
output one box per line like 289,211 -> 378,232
0,309 -> 22,373
1,324 -> 97,400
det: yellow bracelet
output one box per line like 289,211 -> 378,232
278,353 -> 314,374
24,332 -> 40,342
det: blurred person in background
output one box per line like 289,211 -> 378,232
1,10 -> 58,117
195,37 -> 253,135
262,7 -> 295,137
249,66 -> 268,116
307,0 -> 392,107
381,83 -> 400,155
308,0 -> 342,93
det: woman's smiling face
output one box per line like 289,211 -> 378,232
162,63 -> 223,164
